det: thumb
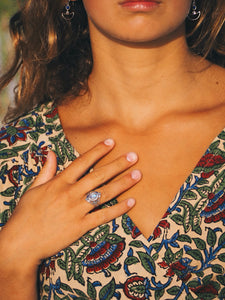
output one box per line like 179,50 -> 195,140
31,151 -> 57,188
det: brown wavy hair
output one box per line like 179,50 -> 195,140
1,0 -> 225,122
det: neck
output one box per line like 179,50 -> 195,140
74,25 -> 208,129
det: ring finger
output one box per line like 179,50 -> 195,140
83,169 -> 142,212
74,152 -> 139,198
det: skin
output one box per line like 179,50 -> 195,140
0,0 -> 225,298
0,141 -> 140,299
58,0 -> 225,238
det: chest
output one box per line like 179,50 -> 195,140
66,122 -> 219,239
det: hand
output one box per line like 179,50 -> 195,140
0,138 -> 141,270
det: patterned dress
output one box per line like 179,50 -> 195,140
1,101 -> 225,300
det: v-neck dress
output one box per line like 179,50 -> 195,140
1,101 -> 225,300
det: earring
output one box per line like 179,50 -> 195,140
62,1 -> 75,21
188,0 -> 201,21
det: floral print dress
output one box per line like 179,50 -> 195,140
1,101 -> 225,300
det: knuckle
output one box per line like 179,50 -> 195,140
92,169 -> 105,182
99,210 -> 108,224
115,156 -> 127,170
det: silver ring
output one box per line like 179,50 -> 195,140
85,191 -> 101,207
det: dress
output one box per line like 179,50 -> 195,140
1,101 -> 225,300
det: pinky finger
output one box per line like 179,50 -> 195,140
84,198 -> 136,229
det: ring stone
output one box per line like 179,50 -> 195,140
86,191 -> 101,206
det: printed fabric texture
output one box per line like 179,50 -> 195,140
1,101 -> 225,300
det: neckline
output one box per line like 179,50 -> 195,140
49,101 -> 225,243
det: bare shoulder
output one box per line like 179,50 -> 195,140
196,60 -> 225,107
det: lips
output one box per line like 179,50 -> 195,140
119,0 -> 161,10
120,0 -> 160,3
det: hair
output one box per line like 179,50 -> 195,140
0,0 -> 225,122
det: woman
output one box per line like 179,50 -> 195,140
0,0 -> 225,299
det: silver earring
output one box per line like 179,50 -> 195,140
188,0 -> 201,21
62,2 -> 75,21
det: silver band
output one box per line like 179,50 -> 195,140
85,191 -> 101,207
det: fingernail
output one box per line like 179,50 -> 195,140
104,138 -> 114,146
127,198 -> 136,207
131,170 -> 141,180
126,152 -> 138,162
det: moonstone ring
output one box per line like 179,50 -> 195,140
85,191 -> 101,207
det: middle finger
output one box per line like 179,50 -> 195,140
73,152 -> 139,196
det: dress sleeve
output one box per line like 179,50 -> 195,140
0,121 -> 46,230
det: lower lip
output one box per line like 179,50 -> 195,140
120,1 -> 160,11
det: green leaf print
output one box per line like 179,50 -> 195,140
177,234 -> 192,243
211,169 -> 225,194
183,204 -> 192,233
187,280 -> 200,289
109,263 -> 121,271
124,256 -> 139,265
60,283 -> 73,293
167,286 -> 181,295
202,274 -> 213,285
219,288 -> 225,299
170,214 -> 184,225
106,234 -> 124,245
29,131 -> 39,142
164,247 -> 174,264
155,289 -> 165,300
76,245 -> 90,261
197,186 -> 212,198
174,249 -> 183,261
183,190 -> 197,200
129,240 -> 143,248
137,251 -> 156,275
218,131 -> 225,140
57,259 -> 66,270
185,293 -> 195,300
193,238 -> 206,250
74,288 -> 87,298
99,278 -> 116,300
87,279 -> 97,300
0,142 -> 7,150
211,264 -> 224,274
94,225 -> 109,243
137,251 -> 155,275
218,232 -> 225,248
217,275 -> 225,286
209,140 -> 220,151
0,187 -> 16,197
207,228 -> 217,247
218,253 -> 225,262
0,149 -> 20,159
186,249 -> 203,261
64,247 -> 77,281
12,144 -> 31,153
19,116 -> 34,127
197,178 -> 209,186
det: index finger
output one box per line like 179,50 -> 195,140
59,139 -> 115,184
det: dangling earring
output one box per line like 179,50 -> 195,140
188,0 -> 201,21
62,1 -> 75,21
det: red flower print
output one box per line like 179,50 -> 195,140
0,123 -> 31,146
201,170 -> 215,179
45,107 -> 57,119
190,282 -> 218,298
201,193 -> 225,224
153,220 -> 170,240
197,153 -> 225,168
8,166 -> 20,187
124,276 -> 151,300
31,145 -> 48,165
158,258 -> 193,282
82,239 -> 125,273
40,259 -> 56,279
